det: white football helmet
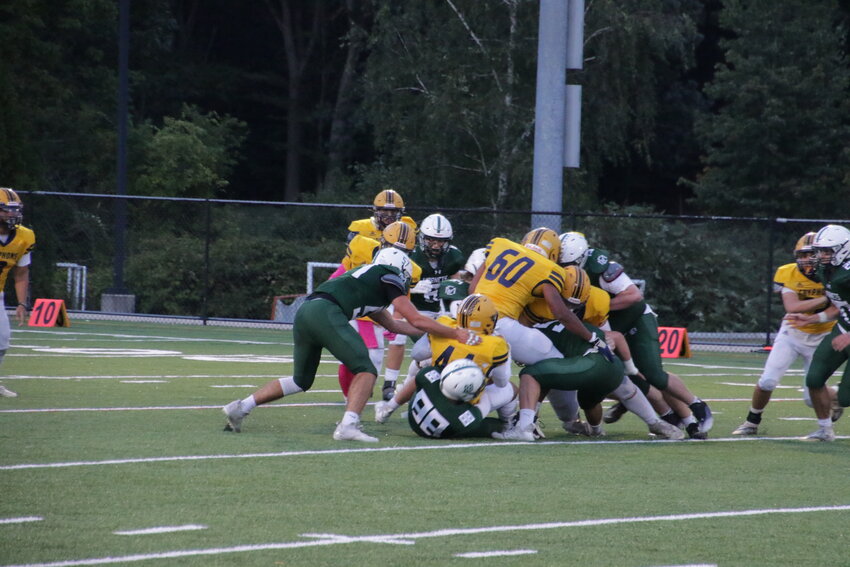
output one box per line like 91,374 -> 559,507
439,358 -> 486,403
463,247 -> 487,275
559,231 -> 589,268
373,247 -> 413,284
419,213 -> 453,259
814,225 -> 850,266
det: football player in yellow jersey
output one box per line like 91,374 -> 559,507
469,228 -> 612,366
347,189 -> 417,241
0,189 -> 35,398
732,232 -> 840,435
374,294 -> 519,427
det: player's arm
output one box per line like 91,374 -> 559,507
609,284 -> 643,311
376,296 -> 478,345
13,264 -> 29,325
468,264 -> 485,293
787,304 -> 839,327
781,287 -> 829,313
542,283 -> 592,341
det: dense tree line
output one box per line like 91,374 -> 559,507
3,0 -> 848,216
3,1 -> 850,327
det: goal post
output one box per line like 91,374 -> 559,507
271,261 -> 340,322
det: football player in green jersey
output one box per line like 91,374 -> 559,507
407,359 -> 512,439
788,224 -> 850,441
494,319 -> 624,441
222,247 -> 480,443
382,213 -> 466,399
560,231 -> 712,439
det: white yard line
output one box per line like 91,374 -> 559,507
2,505 -> 846,567
0,435 -> 844,472
0,517 -> 42,525
113,525 -> 207,536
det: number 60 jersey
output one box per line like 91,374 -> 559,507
474,237 -> 566,320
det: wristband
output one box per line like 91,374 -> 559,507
17,303 -> 27,309
623,359 -> 639,376
817,311 -> 829,323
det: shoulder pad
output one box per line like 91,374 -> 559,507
601,262 -> 624,283
380,272 -> 407,293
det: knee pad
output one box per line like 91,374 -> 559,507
756,375 -> 779,392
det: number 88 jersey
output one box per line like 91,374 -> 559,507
475,237 -> 566,320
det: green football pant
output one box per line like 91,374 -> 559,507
292,298 -> 377,391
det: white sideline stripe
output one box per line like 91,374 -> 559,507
2,505 -> 847,567
0,374 -> 337,381
720,382 -> 800,388
113,525 -> 206,536
120,381 -> 167,384
455,549 -> 537,558
209,385 -> 257,388
0,396 -> 804,415
0,516 -> 42,525
15,330 -> 286,346
0,402 -> 346,414
2,435 -> 848,471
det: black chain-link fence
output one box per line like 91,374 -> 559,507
17,191 -> 848,351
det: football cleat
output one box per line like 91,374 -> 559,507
531,418 -> 546,440
0,384 -> 18,398
830,398 -> 844,423
588,424 -> 606,437
732,422 -> 759,436
333,421 -> 379,442
602,402 -> 628,424
660,411 -> 682,428
686,422 -> 707,440
492,423 -> 535,441
222,400 -> 248,433
801,427 -> 835,442
374,401 -> 395,424
381,382 -> 396,401
562,419 -> 592,436
648,420 -> 685,440
689,400 -> 714,433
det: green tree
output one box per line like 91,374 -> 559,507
692,0 -> 850,217
131,104 -> 247,198
354,1 -> 702,215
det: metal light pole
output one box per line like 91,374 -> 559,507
531,0 -> 584,232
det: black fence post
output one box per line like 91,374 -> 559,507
202,199 -> 211,325
765,219 -> 777,346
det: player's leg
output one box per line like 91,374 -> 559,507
222,301 -> 330,432
734,330 -> 798,435
802,331 -> 846,441
0,306 -> 15,398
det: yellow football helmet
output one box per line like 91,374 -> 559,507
381,221 -> 416,253
562,265 -> 591,306
521,227 -> 560,262
372,189 -> 405,229
455,293 -> 498,335
0,188 -> 24,229
794,231 -> 817,276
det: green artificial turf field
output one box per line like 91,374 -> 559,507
1,319 -> 848,567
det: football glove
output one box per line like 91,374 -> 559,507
584,331 -> 615,362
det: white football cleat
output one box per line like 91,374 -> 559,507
222,400 -> 248,433
802,427 -> 835,442
731,422 -> 759,436
333,421 -> 379,442
492,423 -> 535,441
0,384 -> 18,398
649,419 -> 685,440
